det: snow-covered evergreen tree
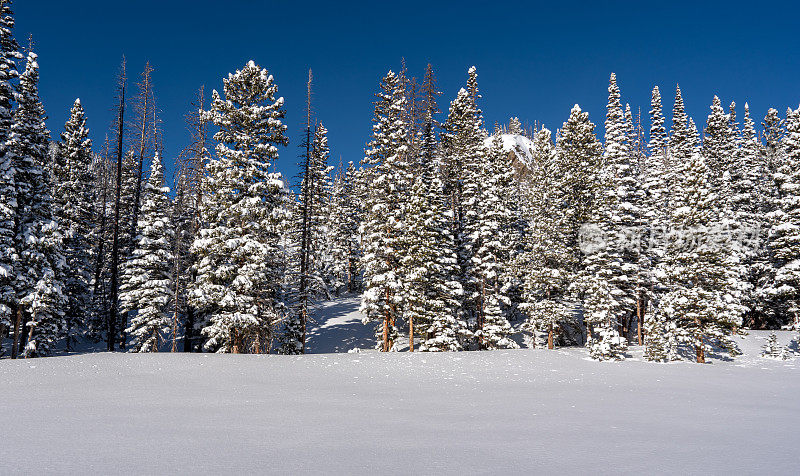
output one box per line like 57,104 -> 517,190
767,107 -> 800,332
471,132 -> 519,350
359,70 -> 410,352
660,153 -> 740,362
281,122 -> 333,354
190,61 -> 289,353
329,161 -> 362,294
53,99 -> 95,344
703,96 -> 749,331
518,127 -> 576,349
0,0 -> 21,348
441,67 -> 487,337
761,332 -> 789,359
401,161 -> 464,352
119,153 -> 173,352
10,51 -> 66,357
668,85 -> 692,163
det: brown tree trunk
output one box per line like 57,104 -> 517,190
547,324 -> 554,350
636,295 -> 643,346
231,329 -> 241,354
696,337 -> 705,363
409,313 -> 414,352
11,305 -> 21,359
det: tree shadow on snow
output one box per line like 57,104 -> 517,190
305,298 -> 375,354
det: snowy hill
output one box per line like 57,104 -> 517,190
484,133 -> 535,167
1,324 -> 798,474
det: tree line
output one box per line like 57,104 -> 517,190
0,0 -> 798,361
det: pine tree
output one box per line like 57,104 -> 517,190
282,119 -> 332,354
53,99 -> 95,347
471,132 -> 518,350
703,96 -> 749,331
441,67 -> 487,344
419,63 -> 441,174
119,153 -> 173,352
518,127 -> 575,349
660,153 -> 740,363
669,85 -> 692,163
0,0 -> 21,351
359,70 -> 410,352
329,161 -> 362,294
767,107 -> 800,331
402,162 -> 464,352
761,332 -> 788,359
581,73 -> 633,360
9,51 -> 67,357
190,60 -> 289,353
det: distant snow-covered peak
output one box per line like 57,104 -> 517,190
484,133 -> 535,167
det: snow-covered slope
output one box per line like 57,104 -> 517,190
1,330 -> 797,474
484,133 -> 535,167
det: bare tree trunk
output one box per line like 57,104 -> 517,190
547,323 -> 554,350
297,69 -> 314,354
231,329 -> 241,354
636,295 -> 643,346
409,313 -> 414,352
11,304 -> 21,359
108,58 -> 126,352
382,289 -> 390,352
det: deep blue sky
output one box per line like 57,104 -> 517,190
17,0 -> 800,186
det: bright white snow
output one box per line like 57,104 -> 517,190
484,133 -> 535,167
1,299 -> 798,474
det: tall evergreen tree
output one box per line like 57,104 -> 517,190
119,153 -> 173,352
660,153 -> 740,362
0,0 -> 21,350
54,99 -> 95,346
359,70 -> 410,352
190,60 -> 289,353
441,67 -> 486,343
669,85 -> 692,163
9,51 -> 66,357
767,107 -> 800,332
518,127 -> 576,349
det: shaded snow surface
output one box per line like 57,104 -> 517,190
1,299 -> 798,474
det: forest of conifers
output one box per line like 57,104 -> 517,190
1,1 -> 798,363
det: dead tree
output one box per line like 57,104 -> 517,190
296,69 -> 314,354
108,58 -> 127,351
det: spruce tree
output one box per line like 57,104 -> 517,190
190,61 -> 289,353
471,132 -> 518,350
441,67 -> 488,345
54,99 -> 96,345
518,127 -> 575,349
119,153 -> 173,352
660,153 -> 740,362
329,161 -> 362,294
581,73 -> 633,360
10,51 -> 67,357
669,85 -> 693,163
402,162 -> 463,352
767,107 -> 800,331
359,70 -> 410,352
0,0 -> 21,352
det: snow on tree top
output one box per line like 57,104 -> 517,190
483,133 -> 535,167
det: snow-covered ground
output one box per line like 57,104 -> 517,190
1,299 -> 798,474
